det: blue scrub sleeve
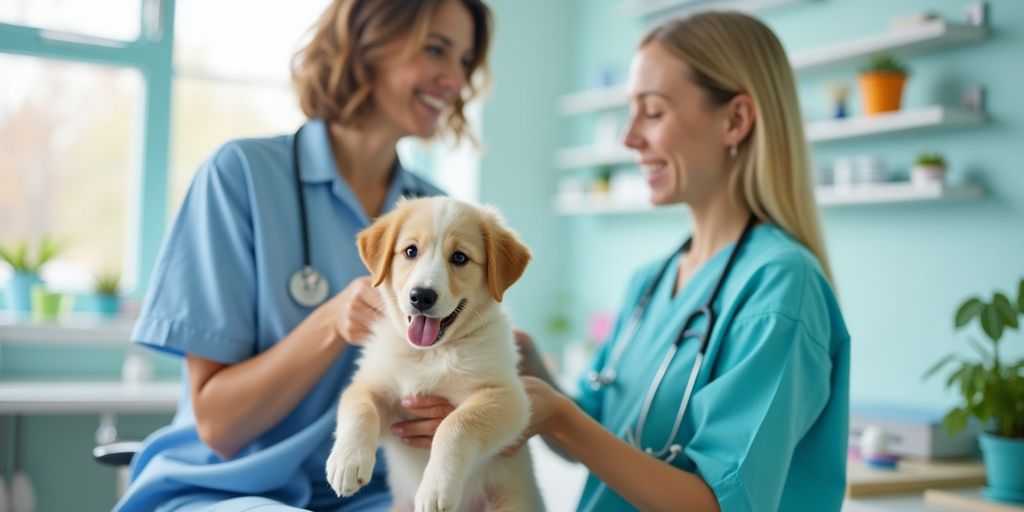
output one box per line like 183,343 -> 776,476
132,143 -> 258,364
684,312 -> 832,512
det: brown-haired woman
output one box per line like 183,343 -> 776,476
115,1 -> 493,510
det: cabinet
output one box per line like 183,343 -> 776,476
554,2 -> 989,215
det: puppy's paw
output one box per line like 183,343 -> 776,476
414,473 -> 462,512
325,441 -> 376,497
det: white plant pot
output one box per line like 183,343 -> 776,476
911,165 -> 946,187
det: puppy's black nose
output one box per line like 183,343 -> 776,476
409,287 -> 437,312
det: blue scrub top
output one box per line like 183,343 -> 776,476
115,119 -> 443,512
574,224 -> 850,512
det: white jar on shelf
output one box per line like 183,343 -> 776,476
856,155 -> 888,184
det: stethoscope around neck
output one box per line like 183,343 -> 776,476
587,214 -> 757,464
287,124 -> 428,308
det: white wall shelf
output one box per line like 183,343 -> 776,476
0,315 -> 134,345
554,182 -> 983,215
620,0 -> 809,23
556,144 -> 634,169
0,380 -> 179,414
557,12 -> 987,118
815,182 -> 983,206
556,105 -> 984,169
806,105 -> 986,143
790,19 -> 988,74
558,85 -> 628,116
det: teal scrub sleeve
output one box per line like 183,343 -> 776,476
684,312 -> 832,512
132,143 -> 258,364
574,264 -> 659,420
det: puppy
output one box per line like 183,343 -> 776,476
326,197 -> 544,512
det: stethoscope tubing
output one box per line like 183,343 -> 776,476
595,215 -> 758,463
288,123 -> 429,308
292,126 -> 314,271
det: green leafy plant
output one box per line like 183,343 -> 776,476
861,54 -> 909,75
916,152 -> 946,167
0,236 -> 67,274
924,278 -> 1024,438
94,270 -> 121,296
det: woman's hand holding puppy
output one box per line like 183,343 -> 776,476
392,396 -> 457,448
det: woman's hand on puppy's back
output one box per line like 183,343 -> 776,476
330,276 -> 384,346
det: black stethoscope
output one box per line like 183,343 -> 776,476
288,125 -> 429,308
587,214 -> 758,463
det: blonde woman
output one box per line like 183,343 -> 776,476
515,12 -> 850,512
115,1 -> 492,510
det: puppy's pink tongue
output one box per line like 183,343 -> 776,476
407,315 -> 441,346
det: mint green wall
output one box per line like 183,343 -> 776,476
536,0 -> 1024,409
479,0 -> 574,343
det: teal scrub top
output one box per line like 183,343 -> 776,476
115,119 -> 443,512
574,224 -> 850,512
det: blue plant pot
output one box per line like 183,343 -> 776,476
980,432 -> 1024,503
94,294 -> 121,317
4,272 -> 42,316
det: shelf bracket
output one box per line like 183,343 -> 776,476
961,86 -> 985,113
963,2 -> 986,26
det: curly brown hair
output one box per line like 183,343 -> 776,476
292,0 -> 492,143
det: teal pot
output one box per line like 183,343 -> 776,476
4,272 -> 42,316
94,294 -> 121,317
980,432 -> 1024,503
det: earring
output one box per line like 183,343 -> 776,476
729,145 -> 738,158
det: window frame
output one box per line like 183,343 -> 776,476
0,0 -> 175,296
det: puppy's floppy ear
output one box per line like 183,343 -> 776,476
357,206 -> 409,287
481,208 -> 531,302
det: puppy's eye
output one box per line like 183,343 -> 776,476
405,245 -> 418,258
450,251 -> 469,266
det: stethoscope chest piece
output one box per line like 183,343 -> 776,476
289,265 -> 329,307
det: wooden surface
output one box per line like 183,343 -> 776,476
846,458 -> 986,497
924,488 -> 1024,512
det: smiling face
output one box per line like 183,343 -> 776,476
371,0 -> 477,139
622,42 -> 735,206
357,198 -> 530,349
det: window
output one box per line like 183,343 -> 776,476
0,0 -> 482,300
0,54 -> 142,290
168,0 -> 328,212
0,0 -> 143,42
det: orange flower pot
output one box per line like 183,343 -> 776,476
858,72 -> 906,115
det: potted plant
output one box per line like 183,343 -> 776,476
93,269 -> 122,318
0,236 -> 65,316
912,152 -> 947,187
30,284 -> 72,322
925,278 -> 1024,503
858,54 -> 908,116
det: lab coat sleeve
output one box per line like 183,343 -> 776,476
131,142 -> 258,364
684,312 -> 833,512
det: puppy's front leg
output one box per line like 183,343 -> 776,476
416,387 -> 528,512
326,380 -> 383,497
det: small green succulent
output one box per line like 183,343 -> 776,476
94,270 -> 121,296
916,152 -> 946,167
861,54 -> 909,75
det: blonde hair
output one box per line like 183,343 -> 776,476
642,11 -> 833,284
292,0 -> 493,143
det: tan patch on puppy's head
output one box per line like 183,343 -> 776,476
356,198 -> 415,287
479,206 -> 531,302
